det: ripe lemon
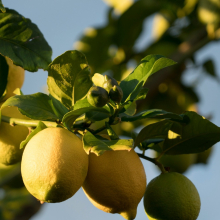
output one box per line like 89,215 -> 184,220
21,127 -> 88,203
2,57 -> 25,101
156,153 -> 196,173
0,105 -> 29,165
144,172 -> 201,220
82,149 -> 146,220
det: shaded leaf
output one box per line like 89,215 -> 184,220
0,9 -> 52,71
1,93 -> 59,120
203,59 -> 217,78
162,111 -> 220,154
83,130 -> 133,156
47,50 -> 93,109
20,121 -> 47,149
121,109 -> 183,122
0,54 -> 8,99
120,55 -> 176,102
63,106 -> 110,130
105,122 -> 119,140
134,120 -> 173,148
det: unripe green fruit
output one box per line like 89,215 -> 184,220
144,172 -> 201,220
156,152 -> 196,173
87,86 -> 109,108
109,85 -> 123,104
102,75 -> 118,92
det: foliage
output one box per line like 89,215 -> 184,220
0,0 -> 220,219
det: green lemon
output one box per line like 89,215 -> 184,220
87,86 -> 109,107
102,75 -> 118,92
144,172 -> 201,220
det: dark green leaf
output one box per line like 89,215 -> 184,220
63,106 -> 110,130
1,93 -> 59,120
105,122 -> 119,140
121,109 -> 183,122
162,111 -> 220,154
0,54 -> 8,99
20,121 -> 47,149
134,120 -> 173,148
120,55 -> 176,102
74,98 -> 111,121
49,94 -> 69,120
0,9 -> 52,71
47,50 -> 93,109
0,1 -> 5,13
140,138 -> 165,150
203,59 -> 217,78
83,130 -> 133,156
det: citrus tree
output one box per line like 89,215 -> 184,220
0,1 -> 220,220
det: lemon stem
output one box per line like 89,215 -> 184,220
137,153 -> 167,174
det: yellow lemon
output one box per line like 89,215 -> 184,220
82,149 -> 146,220
2,57 -> 25,101
0,106 -> 29,165
21,127 -> 88,203
144,172 -> 201,220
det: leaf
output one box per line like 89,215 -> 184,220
134,120 -> 173,148
120,55 -> 176,102
0,9 -> 52,71
1,93 -> 59,120
74,97 -> 111,121
161,111 -> 220,154
105,122 -> 119,140
203,59 -> 217,79
83,130 -> 133,156
0,0 -> 5,13
63,106 -> 110,130
121,109 -> 184,122
47,50 -> 93,109
0,54 -> 8,99
49,94 -> 69,120
20,121 -> 47,149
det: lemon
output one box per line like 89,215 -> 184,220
21,127 -> 88,203
156,153 -> 196,173
0,106 -> 29,165
2,57 -> 25,101
144,172 -> 201,220
82,149 -> 146,220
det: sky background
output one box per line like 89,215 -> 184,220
4,1 -> 220,220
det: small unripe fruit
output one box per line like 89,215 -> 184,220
109,85 -> 123,104
87,86 -> 109,107
102,75 -> 118,92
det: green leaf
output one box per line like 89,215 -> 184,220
20,121 -> 47,149
83,130 -> 133,156
47,50 -> 93,109
0,0 -> 5,13
0,9 -> 52,71
49,94 -> 69,120
162,111 -> 220,154
134,120 -> 173,148
74,97 -> 111,121
203,59 -> 217,79
121,109 -> 183,122
0,54 -> 8,99
120,55 -> 176,102
105,122 -> 119,140
1,93 -> 59,120
63,106 -> 110,130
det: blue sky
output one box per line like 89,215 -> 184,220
4,1 -> 220,220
